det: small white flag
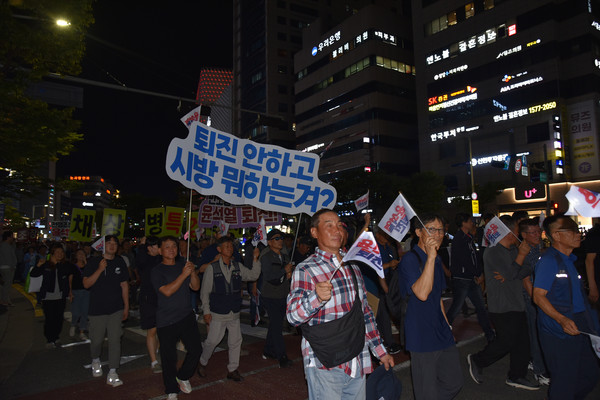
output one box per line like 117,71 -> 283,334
218,221 -> 229,236
91,236 -> 105,254
180,105 -> 201,128
252,217 -> 267,247
354,190 -> 369,212
565,186 -> 600,217
482,216 -> 512,247
342,231 -> 384,278
378,193 -> 417,242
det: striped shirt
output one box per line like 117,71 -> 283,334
286,247 -> 387,377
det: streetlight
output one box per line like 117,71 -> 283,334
11,13 -> 71,28
56,19 -> 71,27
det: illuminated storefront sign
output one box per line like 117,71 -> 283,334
312,31 -> 342,56
493,101 -> 557,122
500,76 -> 543,92
434,64 -> 468,80
496,45 -> 522,59
426,27 -> 498,65
302,143 -> 325,152
493,100 -> 507,111
428,87 -> 478,112
472,152 -> 529,167
430,125 -> 479,142
373,30 -> 396,44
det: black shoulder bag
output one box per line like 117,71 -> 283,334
301,265 -> 366,368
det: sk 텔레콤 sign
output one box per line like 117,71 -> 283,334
166,122 -> 337,215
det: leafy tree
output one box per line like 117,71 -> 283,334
0,0 -> 94,199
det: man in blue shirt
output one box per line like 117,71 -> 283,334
398,214 -> 463,399
534,215 -> 599,400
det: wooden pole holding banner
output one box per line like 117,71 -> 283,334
186,189 -> 193,261
289,213 -> 302,264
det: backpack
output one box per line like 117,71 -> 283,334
386,249 -> 424,320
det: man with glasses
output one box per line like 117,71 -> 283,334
260,228 -> 294,367
398,214 -> 463,399
467,215 -> 540,390
534,215 -> 599,400
518,219 -> 550,385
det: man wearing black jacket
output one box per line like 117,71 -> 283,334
446,213 -> 495,342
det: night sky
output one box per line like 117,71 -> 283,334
57,1 -> 233,201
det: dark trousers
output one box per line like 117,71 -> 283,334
447,277 -> 495,341
539,313 -> 600,400
262,296 -> 286,359
411,345 -> 464,400
376,295 -> 397,347
472,311 -> 530,380
157,313 -> 202,394
42,298 -> 66,343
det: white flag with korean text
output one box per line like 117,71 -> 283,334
252,217 -> 267,247
482,216 -> 512,247
342,231 -> 384,279
378,193 -> 417,242
565,186 -> 600,217
218,221 -> 229,236
354,190 -> 369,212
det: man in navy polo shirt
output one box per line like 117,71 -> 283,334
398,214 -> 463,400
534,215 -> 599,400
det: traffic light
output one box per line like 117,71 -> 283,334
552,201 -> 559,210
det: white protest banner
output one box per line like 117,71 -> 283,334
166,122 -> 337,215
482,216 -> 512,247
197,197 -> 281,228
252,217 -> 267,247
565,186 -> 600,217
354,190 -> 369,212
378,193 -> 417,242
218,220 -> 229,236
180,105 -> 201,128
342,231 -> 384,279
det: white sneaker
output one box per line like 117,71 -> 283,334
176,377 -> 192,394
69,326 -> 76,337
106,371 -> 123,387
91,361 -> 103,377
167,394 -> 178,400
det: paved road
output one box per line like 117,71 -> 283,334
1,285 -> 599,399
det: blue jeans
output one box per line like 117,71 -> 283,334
71,289 -> 90,331
523,291 -> 546,375
305,366 -> 366,400
447,277 -> 495,341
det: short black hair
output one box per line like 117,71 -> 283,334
518,218 -> 539,234
499,215 -> 516,230
454,213 -> 472,228
144,236 -> 159,249
310,209 -> 336,228
412,214 -> 444,230
105,235 -> 119,244
512,210 -> 529,222
216,236 -> 233,246
158,236 -> 178,247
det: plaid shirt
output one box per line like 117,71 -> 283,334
286,247 -> 387,377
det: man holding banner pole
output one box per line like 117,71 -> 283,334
533,215 -> 600,399
286,209 -> 393,399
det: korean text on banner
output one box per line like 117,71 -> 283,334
165,122 -> 337,215
565,186 -> 600,217
69,208 -> 96,241
164,207 -> 185,237
354,190 -> 369,212
197,198 -> 281,228
252,217 -> 267,247
482,216 -> 512,247
145,208 -> 164,237
102,208 -> 126,239
378,193 -> 417,242
342,231 -> 384,279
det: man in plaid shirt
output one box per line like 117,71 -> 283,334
287,209 -> 394,399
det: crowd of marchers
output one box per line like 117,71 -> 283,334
0,210 -> 599,400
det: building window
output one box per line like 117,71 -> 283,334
448,10 -> 457,26
484,0 -> 495,10
465,3 -> 475,19
251,71 -> 264,84
278,65 -> 287,74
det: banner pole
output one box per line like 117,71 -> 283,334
289,213 -> 302,263
187,189 -> 193,261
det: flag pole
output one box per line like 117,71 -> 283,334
289,213 -> 302,263
187,189 -> 193,261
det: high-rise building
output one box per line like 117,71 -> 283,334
196,68 -> 233,132
412,0 -> 600,215
294,3 -> 416,177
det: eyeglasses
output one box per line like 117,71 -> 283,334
424,227 -> 445,235
270,236 -> 283,241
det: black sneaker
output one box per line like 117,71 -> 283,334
262,351 -> 277,360
505,377 -> 540,390
279,355 -> 293,368
467,354 -> 482,384
386,344 -> 402,355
